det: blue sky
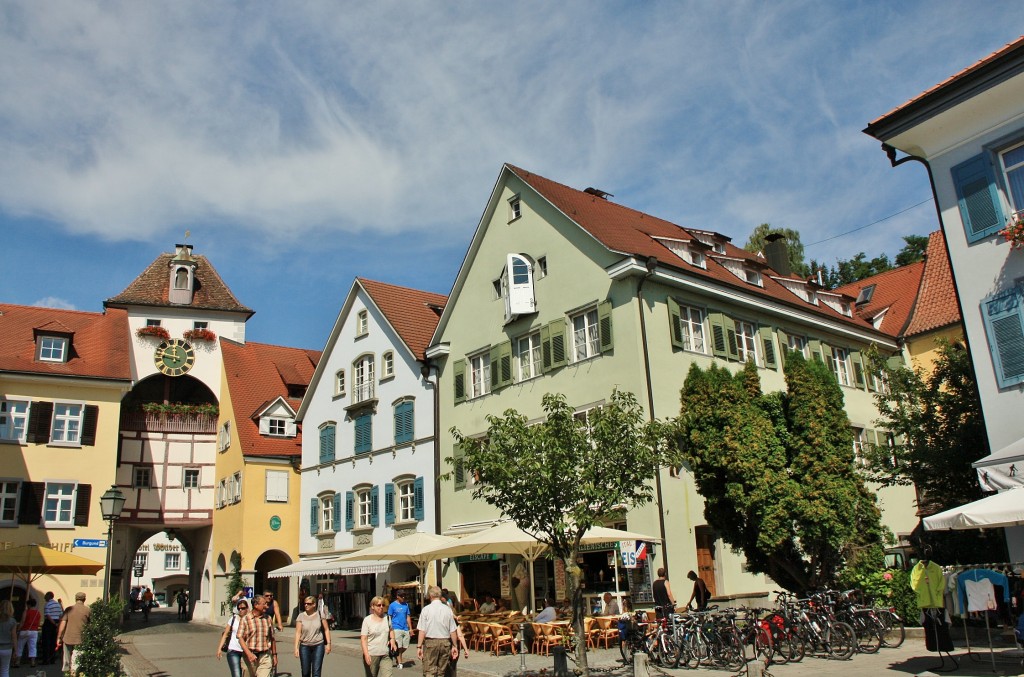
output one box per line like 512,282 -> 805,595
1,2 -> 1020,350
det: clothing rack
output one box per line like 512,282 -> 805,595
940,564 -> 1024,672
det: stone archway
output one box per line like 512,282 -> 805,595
254,550 -> 292,623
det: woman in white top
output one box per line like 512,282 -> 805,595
215,599 -> 249,677
294,596 -> 331,677
360,596 -> 396,677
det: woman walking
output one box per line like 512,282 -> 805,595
360,596 -> 395,677
0,601 -> 18,677
294,596 -> 331,677
14,598 -> 41,668
215,599 -> 249,677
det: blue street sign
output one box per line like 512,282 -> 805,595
73,539 -> 107,548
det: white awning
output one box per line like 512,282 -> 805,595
267,558 -> 392,579
974,437 -> 1024,491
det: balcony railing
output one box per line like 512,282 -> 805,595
120,412 -> 217,434
353,382 -> 375,403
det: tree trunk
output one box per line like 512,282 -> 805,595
566,550 -> 590,677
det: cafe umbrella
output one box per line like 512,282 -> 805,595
333,532 -> 462,606
0,544 -> 105,599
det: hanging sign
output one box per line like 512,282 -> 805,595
620,540 -> 638,568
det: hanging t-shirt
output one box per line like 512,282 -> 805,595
956,569 -> 1009,613
965,578 -> 997,613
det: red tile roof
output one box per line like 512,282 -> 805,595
835,261 -> 925,337
221,340 -> 320,458
0,304 -> 132,381
904,231 -> 962,337
358,278 -> 447,359
105,252 -> 254,316
866,35 -> 1024,133
506,164 -> 882,334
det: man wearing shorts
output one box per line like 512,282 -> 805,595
387,589 -> 411,668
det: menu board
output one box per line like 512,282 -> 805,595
553,558 -> 567,602
500,561 -> 511,598
627,558 -> 654,604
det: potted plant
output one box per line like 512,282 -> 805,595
998,211 -> 1024,250
136,325 -> 170,340
183,327 -> 217,342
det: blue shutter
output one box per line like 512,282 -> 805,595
952,153 -> 1005,243
394,401 -> 414,445
413,476 -> 424,522
345,491 -> 354,531
982,287 -> 1024,388
319,425 -> 335,464
332,493 -> 342,533
385,483 -> 395,526
310,498 -> 318,536
355,413 -> 372,454
370,485 -> 380,527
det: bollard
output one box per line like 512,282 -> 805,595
633,650 -> 648,675
745,660 -> 766,677
552,645 -> 570,676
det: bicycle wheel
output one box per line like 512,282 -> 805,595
619,635 -> 632,663
715,628 -> 745,670
852,615 -> 882,654
672,630 -> 693,669
753,625 -> 773,663
878,610 -> 906,648
827,621 -> 856,660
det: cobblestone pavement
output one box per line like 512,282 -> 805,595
96,607 -> 1024,677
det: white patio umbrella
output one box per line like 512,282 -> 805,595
334,532 -> 462,602
922,486 -> 1024,531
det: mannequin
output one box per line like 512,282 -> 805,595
910,546 -> 956,670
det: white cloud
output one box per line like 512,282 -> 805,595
32,296 -> 77,310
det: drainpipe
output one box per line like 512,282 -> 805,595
636,255 -> 669,574
422,361 -> 441,584
878,144 -> 982,401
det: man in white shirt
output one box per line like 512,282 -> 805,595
415,586 -> 458,677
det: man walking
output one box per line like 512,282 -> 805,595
40,592 -> 61,665
387,589 -> 411,668
56,592 -> 90,675
415,586 -> 457,677
238,593 -> 277,677
176,590 -> 188,620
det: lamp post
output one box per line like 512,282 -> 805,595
100,485 -> 126,603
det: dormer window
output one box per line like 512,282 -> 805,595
267,418 -> 286,436
174,268 -> 189,289
855,285 -> 876,305
744,270 -> 763,287
37,336 -> 68,363
500,253 -> 536,322
260,414 -> 296,438
690,251 -> 706,268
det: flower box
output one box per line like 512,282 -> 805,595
183,328 -> 217,342
998,211 -> 1024,250
136,326 -> 170,340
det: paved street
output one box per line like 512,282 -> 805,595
17,606 -> 1021,677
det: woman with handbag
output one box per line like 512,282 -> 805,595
216,599 -> 249,677
294,596 -> 331,677
360,596 -> 395,677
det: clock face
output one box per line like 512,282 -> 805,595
154,339 -> 196,376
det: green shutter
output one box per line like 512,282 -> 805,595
598,300 -> 613,353
413,476 -> 424,521
820,342 -> 833,365
499,341 -> 513,385
310,498 -> 318,535
808,339 -> 823,363
760,326 -> 777,370
886,355 -> 905,370
708,312 -> 729,359
345,491 -> 354,531
453,359 -> 466,403
951,153 -> 1005,243
725,318 -> 739,360
489,344 -> 502,391
453,444 -> 466,491
385,483 -> 395,526
850,351 -> 867,389
542,318 -> 567,371
776,329 -> 789,367
667,297 -> 685,349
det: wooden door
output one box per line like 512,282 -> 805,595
695,526 -> 717,597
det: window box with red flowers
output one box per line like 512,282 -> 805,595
183,328 -> 217,342
998,210 -> 1024,250
136,326 -> 171,340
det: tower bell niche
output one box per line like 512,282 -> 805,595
168,243 -> 198,305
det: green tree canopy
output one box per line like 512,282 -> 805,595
809,252 -> 894,289
895,234 -> 929,266
676,356 -> 886,592
743,223 -> 811,277
449,390 -> 674,676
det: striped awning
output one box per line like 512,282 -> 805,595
267,558 -> 392,579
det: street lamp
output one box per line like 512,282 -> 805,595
100,485 -> 126,602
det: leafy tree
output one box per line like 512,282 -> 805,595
864,341 -> 990,512
809,252 -> 894,289
743,223 -> 810,277
76,596 -> 126,677
227,552 -> 248,602
676,356 -> 886,592
895,234 -> 929,266
449,390 -> 673,676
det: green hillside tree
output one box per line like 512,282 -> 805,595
449,390 -> 673,676
677,356 -> 886,592
743,223 -> 811,277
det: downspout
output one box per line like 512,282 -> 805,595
636,255 -> 670,574
879,144 -> 983,399
422,360 -> 442,584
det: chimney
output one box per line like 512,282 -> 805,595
764,233 -> 791,276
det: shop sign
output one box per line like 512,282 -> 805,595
620,540 -> 638,568
578,541 -> 621,553
454,553 -> 500,563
